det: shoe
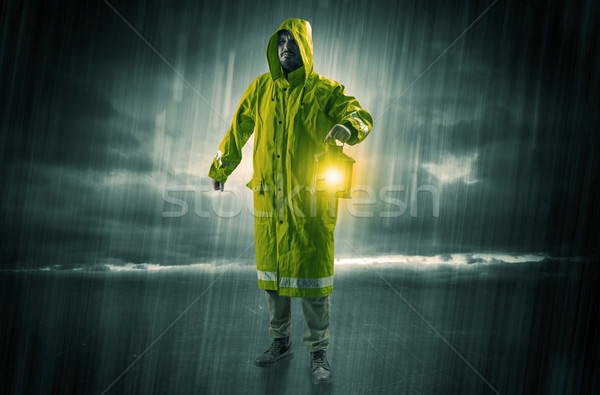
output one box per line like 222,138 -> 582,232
254,337 -> 294,367
310,350 -> 333,384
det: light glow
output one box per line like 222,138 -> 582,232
324,168 -> 343,186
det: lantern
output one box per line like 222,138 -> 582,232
310,140 -> 355,199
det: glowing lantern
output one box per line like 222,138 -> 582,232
310,140 -> 355,199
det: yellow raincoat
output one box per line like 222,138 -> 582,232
208,18 -> 373,297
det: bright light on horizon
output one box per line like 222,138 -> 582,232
333,253 -> 546,266
36,253 -> 548,272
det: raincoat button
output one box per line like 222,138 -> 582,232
279,220 -> 283,224
276,155 -> 280,158
283,88 -> 287,91
271,98 -> 274,101
278,121 -> 282,124
277,188 -> 281,191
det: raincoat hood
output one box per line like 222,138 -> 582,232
267,18 -> 314,83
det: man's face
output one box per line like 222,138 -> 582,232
277,30 -> 302,73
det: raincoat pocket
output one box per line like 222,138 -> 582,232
252,180 -> 273,221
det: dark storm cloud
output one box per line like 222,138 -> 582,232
348,110 -> 595,255
347,0 -> 598,257
1,167 -> 255,268
0,1 -> 159,174
342,73 -> 597,255
2,77 -> 154,172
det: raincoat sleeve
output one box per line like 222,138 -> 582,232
325,84 -> 373,146
207,79 -> 257,184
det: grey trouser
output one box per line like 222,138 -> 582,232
264,290 -> 330,352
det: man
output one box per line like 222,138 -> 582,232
208,18 -> 372,384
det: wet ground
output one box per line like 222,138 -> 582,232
1,260 -> 597,394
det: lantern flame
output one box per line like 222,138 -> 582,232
324,168 -> 343,186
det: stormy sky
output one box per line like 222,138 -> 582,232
1,0 -> 598,268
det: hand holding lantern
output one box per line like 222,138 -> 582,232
324,124 -> 352,144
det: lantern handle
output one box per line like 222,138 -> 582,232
326,139 -> 345,151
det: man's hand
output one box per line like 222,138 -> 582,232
211,178 -> 224,191
324,124 -> 351,144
